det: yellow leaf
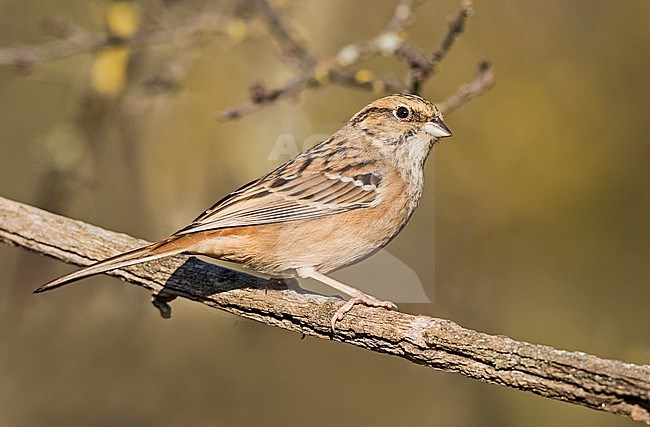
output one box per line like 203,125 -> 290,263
227,19 -> 248,43
354,69 -> 374,84
91,45 -> 130,95
106,1 -> 141,39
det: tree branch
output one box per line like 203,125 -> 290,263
438,59 -> 495,114
1,195 -> 648,423
254,0 -> 318,69
0,11 -> 254,72
218,0 -> 488,120
430,1 -> 473,66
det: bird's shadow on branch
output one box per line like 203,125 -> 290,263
150,256 -> 305,318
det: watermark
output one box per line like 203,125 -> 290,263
260,129 -> 436,304
267,133 -> 329,161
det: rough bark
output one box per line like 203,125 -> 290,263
1,195 -> 648,423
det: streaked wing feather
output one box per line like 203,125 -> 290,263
175,170 -> 381,235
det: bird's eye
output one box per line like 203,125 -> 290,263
395,106 -> 410,119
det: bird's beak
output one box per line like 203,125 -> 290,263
422,117 -> 452,138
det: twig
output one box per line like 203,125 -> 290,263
219,0 -> 490,120
406,1 -> 473,94
430,1 -> 473,66
328,68 -> 407,93
334,0 -> 422,65
218,74 -> 313,121
254,0 -> 317,68
218,0 -> 434,120
0,1 -> 493,119
438,60 -> 495,114
1,195 -> 648,424
0,12 -> 248,71
385,0 -> 424,32
217,69 -> 408,121
0,33 -> 103,73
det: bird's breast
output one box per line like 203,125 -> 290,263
195,170 -> 421,275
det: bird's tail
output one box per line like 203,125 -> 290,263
34,236 -> 187,294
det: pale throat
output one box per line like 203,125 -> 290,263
394,133 -> 432,202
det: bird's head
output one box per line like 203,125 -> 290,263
349,93 -> 452,167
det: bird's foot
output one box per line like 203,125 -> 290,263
331,293 -> 398,332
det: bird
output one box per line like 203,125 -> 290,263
35,93 -> 452,331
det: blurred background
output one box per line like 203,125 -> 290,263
0,1 -> 648,425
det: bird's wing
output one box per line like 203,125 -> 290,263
174,166 -> 382,234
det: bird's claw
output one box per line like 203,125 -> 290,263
330,294 -> 398,332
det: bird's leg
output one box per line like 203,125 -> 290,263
296,267 -> 398,332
